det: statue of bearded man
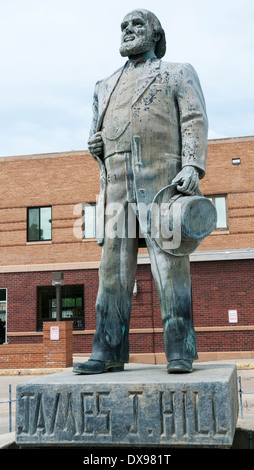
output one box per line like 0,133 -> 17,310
74,9 -> 209,375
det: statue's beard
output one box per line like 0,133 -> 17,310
120,36 -> 153,57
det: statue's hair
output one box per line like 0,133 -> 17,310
126,9 -> 166,58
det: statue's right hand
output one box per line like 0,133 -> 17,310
88,132 -> 104,158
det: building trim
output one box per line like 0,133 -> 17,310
7,325 -> 254,337
127,351 -> 254,364
1,136 -> 253,162
190,248 -> 254,262
133,248 -> 254,264
0,150 -> 90,162
1,248 -> 254,273
208,135 -> 254,145
0,261 -> 101,273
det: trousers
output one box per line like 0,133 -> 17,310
90,153 -> 198,363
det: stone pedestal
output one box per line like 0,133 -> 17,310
15,363 -> 238,448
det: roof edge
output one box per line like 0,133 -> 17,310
0,149 -> 89,162
208,135 -> 254,145
1,135 -> 254,161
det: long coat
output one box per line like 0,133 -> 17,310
89,58 -> 208,248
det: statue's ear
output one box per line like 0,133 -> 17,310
153,32 -> 161,43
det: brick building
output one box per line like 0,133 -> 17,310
0,136 -> 254,362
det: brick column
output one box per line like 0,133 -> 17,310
43,321 -> 73,368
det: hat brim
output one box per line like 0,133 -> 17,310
150,184 -> 204,256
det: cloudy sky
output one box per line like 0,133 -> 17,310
1,0 -> 253,157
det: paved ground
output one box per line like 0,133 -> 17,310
0,357 -> 254,436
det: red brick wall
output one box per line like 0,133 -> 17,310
199,137 -> 254,252
43,322 -> 73,367
0,151 -> 101,266
191,260 -> 254,327
0,260 -> 253,356
196,330 -> 254,352
1,139 -> 253,363
1,137 -> 254,267
1,270 -> 98,337
0,322 -> 72,369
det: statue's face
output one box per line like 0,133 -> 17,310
120,11 -> 155,57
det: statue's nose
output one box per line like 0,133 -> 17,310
125,23 -> 134,33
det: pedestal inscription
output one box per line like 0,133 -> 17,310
16,364 -> 238,447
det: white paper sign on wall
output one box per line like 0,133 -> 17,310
228,310 -> 238,323
50,325 -> 60,340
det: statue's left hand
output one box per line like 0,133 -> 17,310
172,166 -> 199,195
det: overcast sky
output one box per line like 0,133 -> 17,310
0,0 -> 253,157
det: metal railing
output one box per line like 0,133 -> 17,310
238,376 -> 254,449
0,384 -> 16,432
238,376 -> 254,419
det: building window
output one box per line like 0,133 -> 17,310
27,207 -> 52,241
82,203 -> 96,238
207,195 -> 228,230
37,285 -> 84,331
0,288 -> 7,344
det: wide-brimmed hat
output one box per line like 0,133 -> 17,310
150,184 -> 217,256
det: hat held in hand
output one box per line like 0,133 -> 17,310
150,184 -> 217,256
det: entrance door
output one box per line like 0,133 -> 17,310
0,289 -> 7,344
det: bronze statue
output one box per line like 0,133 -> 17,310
73,9 -> 215,374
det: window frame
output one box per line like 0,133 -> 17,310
27,206 -> 52,242
37,284 -> 85,331
206,194 -> 228,231
82,202 -> 96,239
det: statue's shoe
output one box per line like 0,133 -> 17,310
73,359 -> 124,374
167,359 -> 193,374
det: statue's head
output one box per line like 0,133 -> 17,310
120,9 -> 166,59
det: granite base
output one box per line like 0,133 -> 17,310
15,363 -> 238,448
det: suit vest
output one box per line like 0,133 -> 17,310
102,62 -> 144,158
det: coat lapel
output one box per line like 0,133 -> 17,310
97,59 -> 161,130
97,66 -> 124,131
131,58 -> 161,106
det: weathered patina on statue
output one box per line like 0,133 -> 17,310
73,9 -> 216,375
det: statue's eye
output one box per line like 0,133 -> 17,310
121,22 -> 128,31
133,19 -> 144,27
